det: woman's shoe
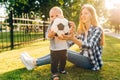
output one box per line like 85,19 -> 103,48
20,52 -> 34,70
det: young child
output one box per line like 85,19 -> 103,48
47,7 -> 69,80
20,6 -> 70,80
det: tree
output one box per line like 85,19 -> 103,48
62,0 -> 106,26
106,2 -> 120,33
108,8 -> 120,33
1,0 -> 106,22
2,0 -> 64,20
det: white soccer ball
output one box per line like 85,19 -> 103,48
51,18 -> 70,36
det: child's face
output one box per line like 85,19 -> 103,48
49,11 -> 58,22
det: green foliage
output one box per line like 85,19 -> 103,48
2,0 -> 106,25
59,0 -> 64,5
61,0 -> 106,27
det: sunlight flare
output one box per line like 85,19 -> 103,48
105,0 -> 120,9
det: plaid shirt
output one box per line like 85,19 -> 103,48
68,26 -> 103,70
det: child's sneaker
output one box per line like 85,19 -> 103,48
60,70 -> 68,74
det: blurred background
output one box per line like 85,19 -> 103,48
0,0 -> 120,52
0,0 -> 120,29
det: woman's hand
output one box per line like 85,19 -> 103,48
69,21 -> 76,34
57,21 -> 76,40
61,33 -> 74,40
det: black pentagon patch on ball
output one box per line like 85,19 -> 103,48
57,23 -> 64,30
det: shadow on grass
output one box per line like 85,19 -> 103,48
0,67 -> 51,80
0,65 -> 103,80
0,64 -> 120,80
61,64 -> 102,80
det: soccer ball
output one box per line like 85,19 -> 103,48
51,18 -> 70,36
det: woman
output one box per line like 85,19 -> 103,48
21,4 -> 104,71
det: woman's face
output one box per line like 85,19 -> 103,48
80,8 -> 91,24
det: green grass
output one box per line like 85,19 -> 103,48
0,35 -> 120,80
0,31 -> 43,43
0,31 -> 43,51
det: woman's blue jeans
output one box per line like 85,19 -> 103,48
36,50 -> 93,69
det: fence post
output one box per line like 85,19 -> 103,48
42,15 -> 46,40
43,21 -> 46,40
9,10 -> 14,50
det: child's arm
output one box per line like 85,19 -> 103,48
47,29 -> 56,38
46,25 -> 56,39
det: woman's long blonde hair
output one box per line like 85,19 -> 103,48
77,4 -> 104,46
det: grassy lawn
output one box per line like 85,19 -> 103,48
0,31 -> 43,42
0,35 -> 120,80
0,31 -> 43,52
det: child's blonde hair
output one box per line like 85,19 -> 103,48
49,6 -> 64,18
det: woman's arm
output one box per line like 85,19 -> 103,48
62,33 -> 82,47
70,37 -> 82,47
63,21 -> 82,47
